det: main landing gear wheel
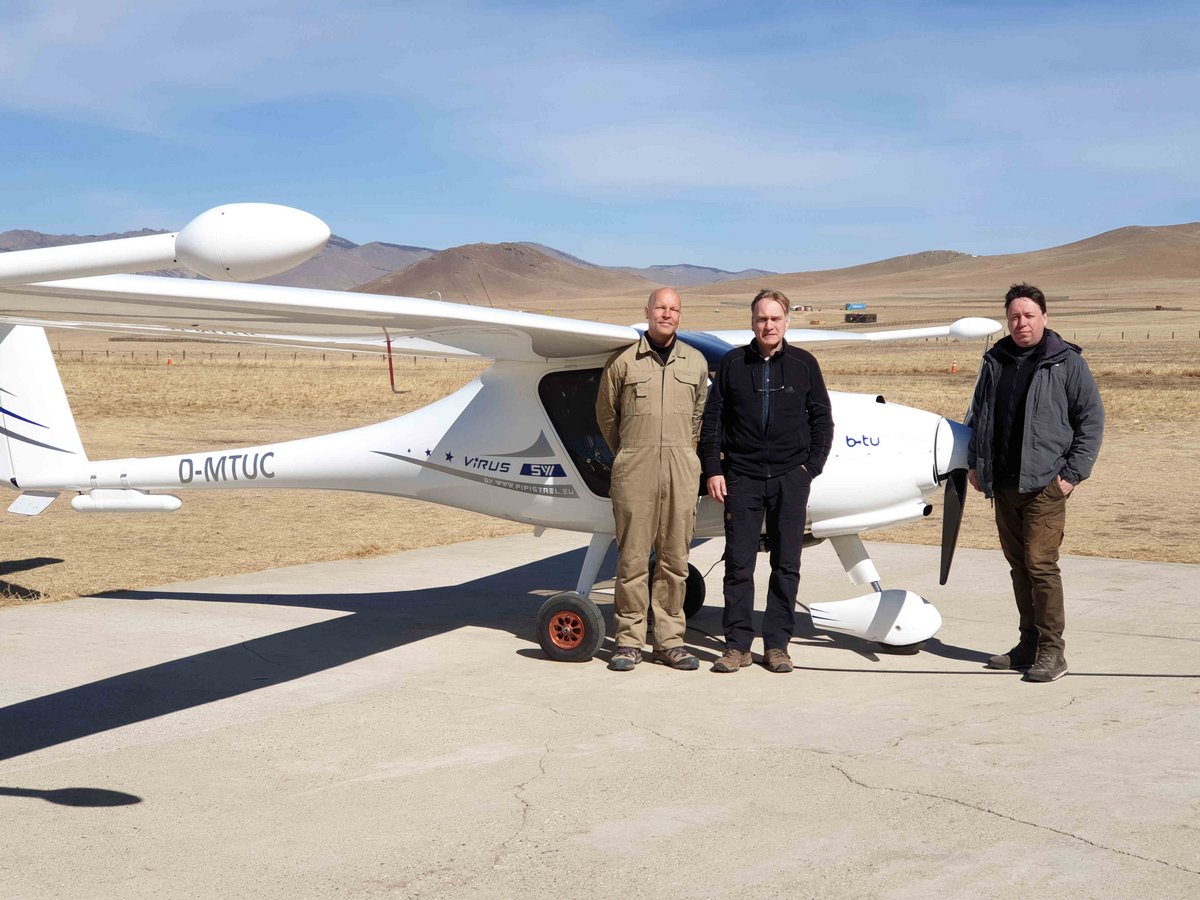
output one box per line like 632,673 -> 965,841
683,563 -> 706,619
536,591 -> 605,662
648,561 -> 708,620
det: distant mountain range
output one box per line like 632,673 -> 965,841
0,227 -> 776,291
4,222 -> 1199,307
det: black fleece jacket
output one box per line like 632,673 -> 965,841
699,338 -> 834,480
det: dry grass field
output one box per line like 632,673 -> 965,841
3,290 -> 1198,606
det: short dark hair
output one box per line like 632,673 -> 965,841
1005,283 -> 1046,313
751,288 -> 791,316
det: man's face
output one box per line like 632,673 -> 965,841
752,298 -> 789,354
645,290 -> 681,344
1007,297 -> 1047,348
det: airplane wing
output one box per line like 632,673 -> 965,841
0,205 -> 999,363
702,318 -> 1000,347
0,274 -> 639,362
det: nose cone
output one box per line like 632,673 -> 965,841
935,417 -> 971,477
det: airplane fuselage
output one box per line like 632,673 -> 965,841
24,356 -> 967,541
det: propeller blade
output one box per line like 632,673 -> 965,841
940,468 -> 967,585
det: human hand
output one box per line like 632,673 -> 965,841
707,475 -> 727,503
1057,476 -> 1074,496
967,468 -> 981,492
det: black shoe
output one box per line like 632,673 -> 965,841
986,643 -> 1037,670
1025,648 -> 1068,682
651,646 -> 699,670
607,647 -> 642,671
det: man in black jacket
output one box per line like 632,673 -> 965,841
700,289 -> 834,673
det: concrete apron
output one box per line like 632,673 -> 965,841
1,533 -> 1197,898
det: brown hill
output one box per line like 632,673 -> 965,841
355,242 -> 656,305
689,223 -> 1200,303
0,227 -> 167,251
262,238 -> 435,289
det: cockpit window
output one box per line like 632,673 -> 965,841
538,335 -> 732,500
538,368 -> 613,498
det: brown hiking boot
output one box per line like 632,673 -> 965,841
987,643 -> 1037,671
711,648 -> 753,673
607,647 -> 642,672
1025,648 -> 1068,682
651,646 -> 699,670
763,648 -> 794,673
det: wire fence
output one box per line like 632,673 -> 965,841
52,347 -> 456,364
50,325 -> 1200,365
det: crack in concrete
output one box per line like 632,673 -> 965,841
850,693 -> 1089,759
239,641 -> 280,665
831,763 -> 1200,876
417,686 -> 698,749
487,742 -> 551,874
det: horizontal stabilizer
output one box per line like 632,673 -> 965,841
7,491 -> 59,516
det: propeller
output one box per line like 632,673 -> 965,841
939,467 -> 967,585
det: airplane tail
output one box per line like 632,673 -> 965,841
0,325 -> 89,505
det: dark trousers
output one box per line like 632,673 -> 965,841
721,466 -> 812,652
994,481 -> 1068,653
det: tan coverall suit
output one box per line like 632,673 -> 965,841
596,334 -> 708,649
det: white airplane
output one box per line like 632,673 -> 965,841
0,203 -> 999,661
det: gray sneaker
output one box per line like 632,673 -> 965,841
1025,648 -> 1068,682
652,646 -> 700,670
607,647 -> 642,672
711,648 -> 753,673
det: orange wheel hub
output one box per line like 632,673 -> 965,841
547,610 -> 586,650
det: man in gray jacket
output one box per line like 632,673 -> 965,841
967,283 -> 1104,682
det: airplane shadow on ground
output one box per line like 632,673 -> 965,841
0,547 -> 595,762
0,787 -> 141,807
0,557 -> 63,601
11,546 -> 1183,764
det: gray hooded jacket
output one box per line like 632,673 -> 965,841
966,329 -> 1104,498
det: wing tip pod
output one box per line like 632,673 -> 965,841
949,317 -> 1003,339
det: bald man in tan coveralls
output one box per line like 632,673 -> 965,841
596,288 -> 708,672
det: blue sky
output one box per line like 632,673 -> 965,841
2,1 -> 1198,271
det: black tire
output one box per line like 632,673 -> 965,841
683,563 -> 706,619
876,641 -> 926,654
536,591 -> 605,662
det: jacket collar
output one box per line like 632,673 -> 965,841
636,330 -> 691,364
745,337 -> 788,362
988,329 -> 1078,365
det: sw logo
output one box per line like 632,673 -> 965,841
520,463 -> 567,477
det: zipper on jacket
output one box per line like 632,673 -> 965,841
761,355 -> 773,477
